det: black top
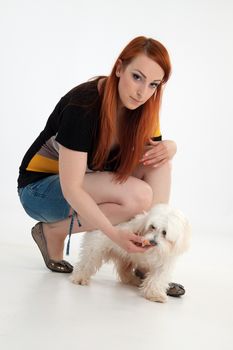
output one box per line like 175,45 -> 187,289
17,78 -> 161,188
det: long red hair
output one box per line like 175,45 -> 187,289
92,36 -> 172,183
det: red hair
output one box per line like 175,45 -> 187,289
92,36 -> 172,183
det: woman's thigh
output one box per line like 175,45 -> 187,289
82,171 -> 152,207
18,171 -> 152,222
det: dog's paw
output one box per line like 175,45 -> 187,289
149,293 -> 168,303
69,273 -> 90,286
142,290 -> 168,303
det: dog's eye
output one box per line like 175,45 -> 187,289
162,230 -> 167,236
150,225 -> 156,230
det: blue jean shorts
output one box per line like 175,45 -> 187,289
17,175 -> 71,223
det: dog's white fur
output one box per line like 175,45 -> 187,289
70,203 -> 191,303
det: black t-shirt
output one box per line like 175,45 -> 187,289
17,78 -> 162,188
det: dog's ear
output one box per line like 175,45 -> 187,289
173,220 -> 192,255
130,212 -> 148,236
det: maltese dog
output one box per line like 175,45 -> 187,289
70,203 -> 191,303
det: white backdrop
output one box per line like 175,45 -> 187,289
1,0 -> 233,244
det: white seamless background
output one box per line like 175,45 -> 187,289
1,0 -> 232,244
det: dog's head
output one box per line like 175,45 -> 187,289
133,204 -> 191,256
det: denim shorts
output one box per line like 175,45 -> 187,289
17,175 -> 71,223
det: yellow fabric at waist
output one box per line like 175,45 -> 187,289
152,120 -> 161,137
26,154 -> 59,173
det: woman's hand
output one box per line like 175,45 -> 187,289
139,139 -> 177,169
109,228 -> 152,253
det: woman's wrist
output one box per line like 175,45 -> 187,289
103,226 -> 118,239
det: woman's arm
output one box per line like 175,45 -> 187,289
58,144 -> 117,239
58,145 -> 149,253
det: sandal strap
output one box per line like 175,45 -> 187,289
66,210 -> 82,256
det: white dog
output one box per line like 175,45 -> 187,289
70,203 -> 191,303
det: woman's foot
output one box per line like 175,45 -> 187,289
42,222 -> 65,261
31,222 -> 73,273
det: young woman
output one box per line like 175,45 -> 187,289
17,36 -> 185,297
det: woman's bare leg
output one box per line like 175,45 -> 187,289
132,140 -> 177,206
132,160 -> 172,205
42,140 -> 176,262
42,171 -> 153,260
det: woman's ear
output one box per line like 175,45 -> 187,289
115,59 -> 123,77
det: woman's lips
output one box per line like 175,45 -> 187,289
130,96 -> 142,103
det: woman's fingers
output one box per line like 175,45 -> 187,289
140,150 -> 167,162
130,242 -> 150,253
142,155 -> 166,165
130,233 -> 143,243
129,234 -> 152,252
152,159 -> 168,168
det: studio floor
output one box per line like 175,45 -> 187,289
0,226 -> 233,350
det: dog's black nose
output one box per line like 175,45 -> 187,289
149,240 -> 157,246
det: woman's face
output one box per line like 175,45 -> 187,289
116,53 -> 164,110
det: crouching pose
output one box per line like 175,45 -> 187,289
17,36 -> 185,297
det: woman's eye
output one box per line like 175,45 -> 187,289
151,83 -> 159,89
132,73 -> 141,81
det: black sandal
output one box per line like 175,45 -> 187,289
31,222 -> 73,273
166,282 -> 185,297
134,269 -> 185,297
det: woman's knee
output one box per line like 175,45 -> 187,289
164,140 -> 177,160
124,178 -> 153,214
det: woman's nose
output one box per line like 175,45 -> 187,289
137,90 -> 142,98
136,85 -> 147,100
